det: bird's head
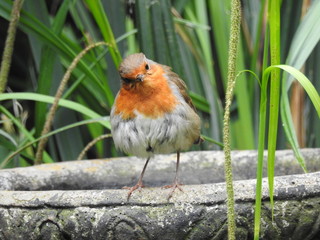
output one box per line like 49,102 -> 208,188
118,53 -> 153,88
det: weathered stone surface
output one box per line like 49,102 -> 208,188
0,149 -> 319,191
0,149 -> 319,239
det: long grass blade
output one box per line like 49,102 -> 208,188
0,0 -> 114,106
0,93 -> 110,129
0,117 -> 107,168
135,0 -> 154,58
83,0 -> 122,67
33,0 -> 70,137
267,0 -> 281,216
280,0 -> 320,171
0,106 -> 53,164
275,65 -> 320,116
253,24 -> 270,239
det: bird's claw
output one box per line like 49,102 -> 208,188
162,182 -> 184,200
123,182 -> 145,201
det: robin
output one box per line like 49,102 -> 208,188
110,53 -> 203,200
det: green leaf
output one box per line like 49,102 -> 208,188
276,65 -> 320,117
280,0 -> 320,173
0,93 -> 110,129
0,117 -> 107,168
34,0 -> 70,137
266,0 -> 281,217
84,0 -> 122,67
135,0 -> 154,58
0,106 -> 53,164
0,0 -> 115,107
254,25 -> 270,240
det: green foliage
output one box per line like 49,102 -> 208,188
253,1 -> 320,238
0,0 -> 319,238
0,0 -> 318,167
267,0 -> 281,218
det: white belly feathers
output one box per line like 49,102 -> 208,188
110,101 -> 199,158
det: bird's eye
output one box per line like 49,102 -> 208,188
145,64 -> 150,70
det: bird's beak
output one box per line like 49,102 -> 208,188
136,74 -> 144,82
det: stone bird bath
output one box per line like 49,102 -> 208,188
0,149 -> 320,239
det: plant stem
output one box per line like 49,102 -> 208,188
0,0 -> 25,93
77,134 -> 112,160
35,42 -> 110,164
223,0 -> 241,239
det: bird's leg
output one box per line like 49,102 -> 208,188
162,151 -> 183,200
123,157 -> 150,200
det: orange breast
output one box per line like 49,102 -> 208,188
114,66 -> 178,119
